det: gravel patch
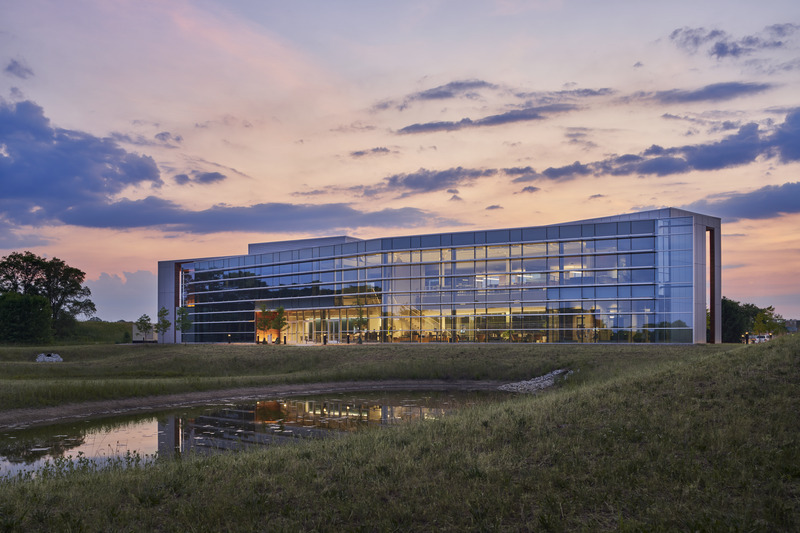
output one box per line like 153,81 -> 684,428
497,369 -> 572,393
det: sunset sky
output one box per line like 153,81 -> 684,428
2,0 -> 799,322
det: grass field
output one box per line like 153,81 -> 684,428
1,341 -> 733,410
0,337 -> 797,531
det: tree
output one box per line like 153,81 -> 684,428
272,307 -> 288,344
154,306 -> 171,342
134,314 -> 153,342
0,251 -> 44,295
752,306 -> 787,336
0,293 -> 53,344
0,251 -> 96,338
721,297 -> 760,343
721,297 -> 788,342
176,306 -> 192,343
256,304 -> 287,344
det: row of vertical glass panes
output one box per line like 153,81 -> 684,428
181,216 -> 695,343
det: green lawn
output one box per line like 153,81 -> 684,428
0,337 -> 797,531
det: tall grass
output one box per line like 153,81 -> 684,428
1,342 -> 735,410
0,336 -> 796,530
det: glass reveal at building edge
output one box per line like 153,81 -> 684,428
158,208 -> 721,345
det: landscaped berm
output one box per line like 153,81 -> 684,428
0,336 -> 798,531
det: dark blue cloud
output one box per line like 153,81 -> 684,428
351,147 -> 391,158
0,99 -> 461,235
410,80 -> 496,102
680,123 -> 762,170
519,186 -> 540,194
542,161 -> 592,180
596,123 -> 762,176
485,205 -> 502,210
503,166 -> 536,175
173,171 -> 227,186
772,108 -> 800,162
0,99 -> 162,226
59,197 -> 454,233
379,167 -> 497,196
155,131 -> 182,143
194,172 -> 226,184
633,156 -> 690,176
682,182 -> 800,222
398,104 -> 575,134
376,79 -> 497,111
670,24 -> 799,59
4,59 -> 34,79
497,109 -> 800,183
651,82 -> 773,103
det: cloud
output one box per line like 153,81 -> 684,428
194,171 -> 226,184
772,108 -> 800,162
155,131 -> 183,144
519,186 -> 540,194
670,24 -> 799,59
397,104 -> 575,134
58,197 -> 457,233
330,121 -> 376,133
541,161 -> 593,180
682,182 -> 800,221
172,170 -> 227,186
290,189 -> 328,197
409,79 -> 496,102
350,147 -> 392,158
4,59 -> 34,79
492,109 -> 799,183
648,82 -> 773,103
485,205 -> 502,210
110,131 -> 183,148
376,79 -> 497,111
351,167 -> 498,198
515,88 -> 614,106
0,99 -> 162,227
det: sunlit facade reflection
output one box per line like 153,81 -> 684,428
158,208 -> 721,344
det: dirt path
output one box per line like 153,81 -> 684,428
0,380 -> 505,429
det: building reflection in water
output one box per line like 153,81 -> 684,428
158,396 -> 451,458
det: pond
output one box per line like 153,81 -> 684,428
0,390 -> 508,479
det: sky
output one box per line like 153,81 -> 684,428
1,0 -> 799,322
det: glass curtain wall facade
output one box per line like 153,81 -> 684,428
158,209 -> 721,344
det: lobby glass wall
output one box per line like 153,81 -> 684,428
180,215 -> 697,344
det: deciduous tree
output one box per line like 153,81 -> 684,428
134,314 -> 153,342
154,306 -> 171,342
0,251 -> 96,338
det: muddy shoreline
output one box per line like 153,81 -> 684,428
0,380 -> 506,429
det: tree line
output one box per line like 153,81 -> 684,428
720,297 -> 788,343
0,251 -> 96,343
135,306 -> 192,343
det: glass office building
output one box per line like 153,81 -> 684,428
158,208 -> 721,344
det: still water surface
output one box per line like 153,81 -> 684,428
0,390 -> 505,478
